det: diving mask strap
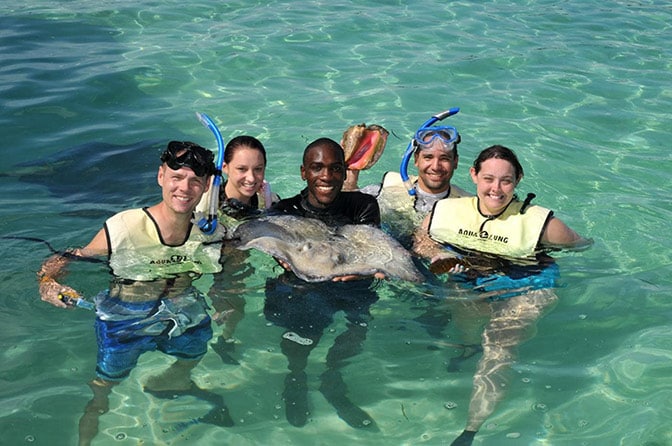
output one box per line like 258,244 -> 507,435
520,193 -> 536,214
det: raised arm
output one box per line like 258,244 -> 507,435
342,169 -> 360,192
37,228 -> 109,308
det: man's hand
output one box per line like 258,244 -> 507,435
38,277 -> 78,309
274,257 -> 292,272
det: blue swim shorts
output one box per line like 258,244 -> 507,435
472,262 -> 560,300
93,293 -> 212,382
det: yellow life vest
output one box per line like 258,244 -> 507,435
105,208 -> 222,281
428,196 -> 552,259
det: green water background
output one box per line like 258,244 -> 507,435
1,1 -> 671,445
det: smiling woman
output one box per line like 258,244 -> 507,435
414,144 -> 592,446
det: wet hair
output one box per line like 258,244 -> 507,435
302,137 -> 345,165
472,145 -> 524,181
224,135 -> 267,165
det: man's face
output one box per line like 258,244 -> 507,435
300,145 -> 346,208
414,142 -> 458,194
158,162 -> 209,215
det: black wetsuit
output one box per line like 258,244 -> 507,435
263,188 -> 381,429
265,187 -> 381,335
218,181 -> 264,220
269,187 -> 380,226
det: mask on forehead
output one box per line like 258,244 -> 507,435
400,107 -> 461,197
161,141 -> 215,177
413,126 -> 460,152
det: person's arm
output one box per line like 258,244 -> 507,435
37,228 -> 109,308
343,169 -> 360,192
540,216 -> 593,251
412,213 -> 467,274
412,214 -> 445,260
351,193 -> 381,227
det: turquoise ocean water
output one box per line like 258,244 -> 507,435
1,1 -> 671,445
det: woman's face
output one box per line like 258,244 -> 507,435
223,147 -> 266,203
470,157 -> 519,216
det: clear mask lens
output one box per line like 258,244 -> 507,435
414,126 -> 459,150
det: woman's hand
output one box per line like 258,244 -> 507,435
429,254 -> 468,275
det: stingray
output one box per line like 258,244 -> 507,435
229,215 -> 423,283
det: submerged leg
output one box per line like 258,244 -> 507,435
455,290 -> 557,444
144,359 -> 234,427
210,294 -> 246,365
280,333 -> 319,427
319,322 -> 378,430
211,336 -> 239,365
144,358 -> 199,392
78,378 -> 116,446
446,344 -> 483,373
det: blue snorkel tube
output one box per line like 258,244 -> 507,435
195,112 -> 225,234
399,107 -> 460,196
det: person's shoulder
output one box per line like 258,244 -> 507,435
269,194 -> 301,215
432,195 -> 473,214
337,191 -> 381,226
108,207 -> 145,222
449,183 -> 474,198
382,171 -> 403,182
441,194 -> 473,204
340,190 -> 378,204
273,193 -> 300,205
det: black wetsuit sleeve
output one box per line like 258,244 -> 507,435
346,192 -> 381,227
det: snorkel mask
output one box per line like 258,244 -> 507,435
414,126 -> 460,151
400,107 -> 460,196
161,141 -> 215,178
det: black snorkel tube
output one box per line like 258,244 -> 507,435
195,112 -> 225,234
399,107 -> 460,196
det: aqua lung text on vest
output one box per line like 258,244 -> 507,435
458,229 -> 509,244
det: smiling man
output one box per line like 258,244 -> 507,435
264,137 -> 382,429
273,137 -> 380,227
37,140 -> 231,445
346,125 -> 471,249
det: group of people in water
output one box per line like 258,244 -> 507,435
37,109 -> 591,446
